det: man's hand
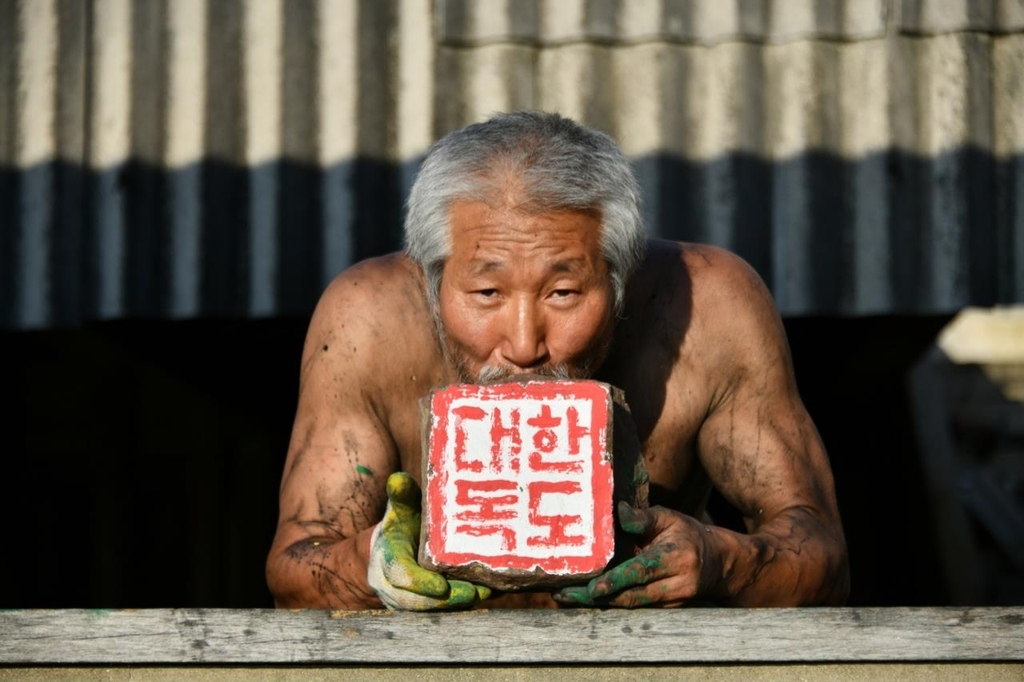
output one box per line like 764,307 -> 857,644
553,501 -> 721,608
367,472 -> 492,610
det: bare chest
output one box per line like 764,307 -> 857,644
601,367 -> 711,513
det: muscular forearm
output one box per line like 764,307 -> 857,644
266,525 -> 382,609
708,507 -> 849,606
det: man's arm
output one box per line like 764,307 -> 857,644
690,251 -> 850,605
266,258 -> 493,611
556,247 -> 849,607
265,268 -> 398,609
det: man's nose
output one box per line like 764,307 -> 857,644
499,297 -> 548,369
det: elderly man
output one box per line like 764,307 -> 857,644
265,111 -> 849,610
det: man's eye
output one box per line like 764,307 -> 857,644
551,289 -> 577,298
475,289 -> 499,298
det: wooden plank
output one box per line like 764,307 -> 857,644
2,663 -> 1024,681
1,608 -> 1022,665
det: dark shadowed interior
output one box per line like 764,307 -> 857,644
0,313 -> 969,608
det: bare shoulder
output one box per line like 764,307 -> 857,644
627,240 -> 791,402
301,253 -> 439,392
631,238 -> 766,290
307,253 -> 431,355
630,239 -> 780,338
685,242 -> 789,379
684,241 -> 778,331
680,242 -> 775,319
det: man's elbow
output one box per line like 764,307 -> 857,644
265,546 -> 322,609
809,534 -> 850,606
265,538 -> 382,610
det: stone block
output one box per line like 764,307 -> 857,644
418,376 -> 647,591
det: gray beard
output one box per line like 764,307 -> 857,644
432,308 -> 607,384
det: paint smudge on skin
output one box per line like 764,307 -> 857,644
356,465 -> 373,477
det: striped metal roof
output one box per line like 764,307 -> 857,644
1,0 -> 1023,328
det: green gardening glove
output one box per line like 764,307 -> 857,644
366,472 -> 491,610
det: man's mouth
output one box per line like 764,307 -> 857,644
476,363 -> 574,384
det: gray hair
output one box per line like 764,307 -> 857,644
403,111 -> 645,314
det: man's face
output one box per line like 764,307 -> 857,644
436,199 -> 616,383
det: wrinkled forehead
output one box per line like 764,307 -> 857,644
444,200 -> 607,277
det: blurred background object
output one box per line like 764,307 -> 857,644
0,0 -> 1021,607
910,306 -> 1024,605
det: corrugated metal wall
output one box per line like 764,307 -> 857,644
1,0 -> 1023,328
